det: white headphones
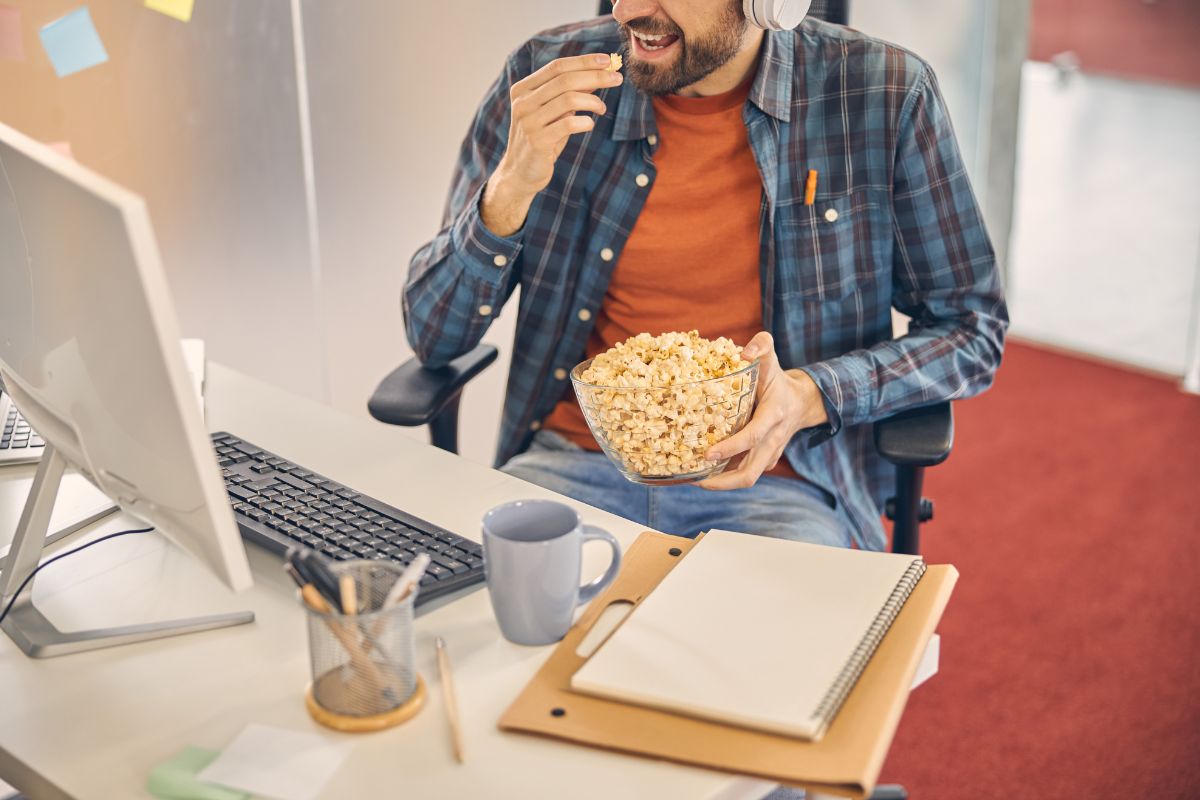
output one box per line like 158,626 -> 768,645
742,0 -> 812,31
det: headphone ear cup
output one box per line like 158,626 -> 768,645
744,0 -> 812,31
743,0 -> 769,29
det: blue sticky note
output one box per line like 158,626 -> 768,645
39,6 -> 108,78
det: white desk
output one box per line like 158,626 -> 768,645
0,363 -> 784,800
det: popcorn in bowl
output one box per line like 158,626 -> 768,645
570,331 -> 759,485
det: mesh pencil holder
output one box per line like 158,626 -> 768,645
303,560 -> 425,732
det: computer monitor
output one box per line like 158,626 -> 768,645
0,121 -> 253,657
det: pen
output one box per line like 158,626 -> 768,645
804,169 -> 818,206
339,574 -> 358,615
284,563 -> 334,614
369,554 -> 431,642
436,636 -> 465,764
382,553 -> 431,610
290,548 -> 343,610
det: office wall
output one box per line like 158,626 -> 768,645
0,1 -> 320,399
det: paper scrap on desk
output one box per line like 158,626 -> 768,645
196,724 -> 353,800
39,6 -> 108,78
148,746 -> 250,800
0,4 -> 24,62
145,0 -> 195,23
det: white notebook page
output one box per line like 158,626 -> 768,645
570,530 -> 922,740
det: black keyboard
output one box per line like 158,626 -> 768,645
1,402 -> 44,450
210,431 -> 484,607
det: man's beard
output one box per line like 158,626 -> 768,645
619,2 -> 748,96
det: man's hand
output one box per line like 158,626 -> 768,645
482,54 -> 623,237
697,331 -> 829,491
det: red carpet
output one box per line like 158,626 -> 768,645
877,341 -> 1200,798
1029,0 -> 1200,88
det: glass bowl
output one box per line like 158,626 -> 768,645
570,358 -> 759,486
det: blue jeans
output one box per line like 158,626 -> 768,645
500,431 -> 854,549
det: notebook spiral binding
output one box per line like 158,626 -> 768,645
809,558 -> 928,737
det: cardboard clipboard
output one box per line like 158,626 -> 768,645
498,531 -> 958,798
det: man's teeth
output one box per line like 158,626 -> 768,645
632,30 -> 674,50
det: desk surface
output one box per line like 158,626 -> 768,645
0,363 -> 774,800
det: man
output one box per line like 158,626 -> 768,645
404,0 -> 1007,551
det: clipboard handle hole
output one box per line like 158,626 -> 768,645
551,707 -> 566,717
668,547 -> 682,557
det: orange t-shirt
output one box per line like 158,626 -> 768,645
543,73 -> 799,481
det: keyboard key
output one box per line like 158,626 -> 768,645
425,564 -> 451,580
278,474 -> 315,492
429,553 -> 468,573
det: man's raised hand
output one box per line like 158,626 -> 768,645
482,54 -> 622,237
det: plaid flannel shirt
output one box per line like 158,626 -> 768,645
403,17 -> 1008,551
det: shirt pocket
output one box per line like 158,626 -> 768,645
776,190 -> 883,301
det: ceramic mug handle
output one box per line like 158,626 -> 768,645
576,525 -> 622,605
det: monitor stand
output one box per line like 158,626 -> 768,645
0,445 -> 254,658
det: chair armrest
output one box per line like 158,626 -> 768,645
368,345 -> 498,427
873,402 -> 954,468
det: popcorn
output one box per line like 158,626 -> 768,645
606,53 -> 623,72
572,331 -> 757,481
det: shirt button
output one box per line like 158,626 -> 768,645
635,173 -> 650,188
647,134 -> 658,146
493,254 -> 508,268
824,208 -> 839,223
478,304 -> 492,316
554,368 -> 567,380
600,247 -> 614,262
577,308 -> 592,322
529,420 -> 542,432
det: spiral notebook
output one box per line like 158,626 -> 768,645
570,529 -> 925,741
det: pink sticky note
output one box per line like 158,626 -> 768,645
46,141 -> 74,160
0,4 -> 25,62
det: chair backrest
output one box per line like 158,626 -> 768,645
595,1 -> 848,25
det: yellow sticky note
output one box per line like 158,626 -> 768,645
145,0 -> 194,23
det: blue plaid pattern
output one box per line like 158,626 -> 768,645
404,17 -> 1008,550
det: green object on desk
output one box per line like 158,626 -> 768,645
147,746 -> 251,800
